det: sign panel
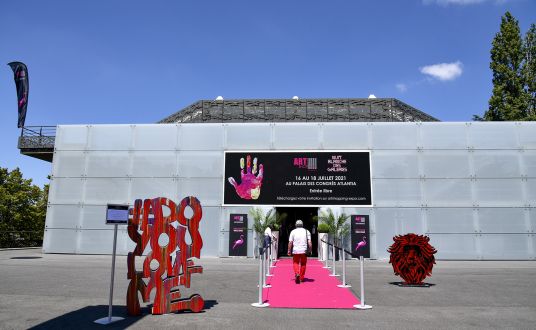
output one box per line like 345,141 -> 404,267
228,214 -> 248,256
223,151 -> 372,206
350,215 -> 370,258
105,204 -> 130,225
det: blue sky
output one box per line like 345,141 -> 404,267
1,0 -> 535,187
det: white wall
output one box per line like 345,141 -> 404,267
44,122 -> 536,259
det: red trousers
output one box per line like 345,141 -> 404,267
292,254 -> 308,281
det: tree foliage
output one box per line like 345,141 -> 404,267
476,12 -> 535,121
0,168 -> 48,247
524,24 -> 536,119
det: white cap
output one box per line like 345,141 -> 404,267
295,220 -> 303,227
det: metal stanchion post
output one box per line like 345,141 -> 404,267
323,239 -> 330,269
354,256 -> 372,310
270,240 -> 276,267
337,236 -> 351,288
263,248 -> 271,288
252,248 -> 270,307
330,237 -> 339,277
94,224 -> 124,324
266,247 -> 273,277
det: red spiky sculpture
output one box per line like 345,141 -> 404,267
388,233 -> 437,285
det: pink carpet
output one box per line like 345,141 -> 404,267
263,258 -> 360,309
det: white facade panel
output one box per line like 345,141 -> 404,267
479,234 -> 532,259
373,179 -> 421,207
88,125 -> 132,150
43,228 -> 78,254
322,123 -> 369,149
372,150 -> 419,178
53,151 -> 86,177
370,123 -> 419,149
421,150 -> 470,178
273,123 -> 321,149
225,123 -> 271,150
86,151 -> 130,177
420,122 -> 468,149
177,178 -> 222,206
49,178 -> 84,204
177,151 -> 223,178
132,124 -> 178,151
131,151 -> 176,177
45,204 -> 81,229
473,150 -> 521,178
130,178 -> 176,202
522,150 -> 536,177
426,208 -> 475,234
55,125 -> 88,151
423,179 -> 473,207
179,124 -> 224,150
80,205 -> 110,230
474,179 -> 524,207
428,234 -> 478,259
468,122 -> 519,149
477,208 -> 528,233
518,122 -> 536,149
84,178 -> 130,205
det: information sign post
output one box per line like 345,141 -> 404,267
95,204 -> 129,325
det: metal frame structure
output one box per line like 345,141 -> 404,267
159,98 -> 438,123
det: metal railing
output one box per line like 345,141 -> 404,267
18,126 -> 56,149
0,231 -> 43,248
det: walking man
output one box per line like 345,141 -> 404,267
287,220 -> 312,284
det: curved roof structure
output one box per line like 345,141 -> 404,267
159,98 -> 439,123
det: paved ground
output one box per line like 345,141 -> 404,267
0,248 -> 535,329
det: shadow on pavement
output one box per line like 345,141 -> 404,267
28,300 -> 218,329
28,305 -> 145,330
389,281 -> 436,287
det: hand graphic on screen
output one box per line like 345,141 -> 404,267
228,155 -> 264,200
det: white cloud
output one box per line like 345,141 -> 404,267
420,61 -> 463,81
396,83 -> 408,93
423,0 -> 507,5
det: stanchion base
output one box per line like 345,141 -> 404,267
263,285 -> 272,288
251,302 -> 270,308
329,274 -> 340,277
94,316 -> 124,325
353,304 -> 372,310
323,266 -> 331,269
337,284 -> 352,288
266,274 -> 273,277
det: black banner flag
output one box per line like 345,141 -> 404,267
8,62 -> 29,128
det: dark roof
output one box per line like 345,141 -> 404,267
158,98 -> 439,123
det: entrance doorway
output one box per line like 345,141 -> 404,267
276,207 -> 318,258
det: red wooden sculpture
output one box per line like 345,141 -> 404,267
127,196 -> 205,315
388,233 -> 437,285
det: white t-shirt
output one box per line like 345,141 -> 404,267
288,227 -> 311,254
264,227 -> 272,236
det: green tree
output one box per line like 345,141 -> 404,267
0,168 -> 48,247
475,12 -> 531,121
524,24 -> 536,120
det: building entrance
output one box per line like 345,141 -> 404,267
276,207 -> 318,258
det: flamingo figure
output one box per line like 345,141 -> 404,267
232,235 -> 244,250
355,236 -> 367,251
